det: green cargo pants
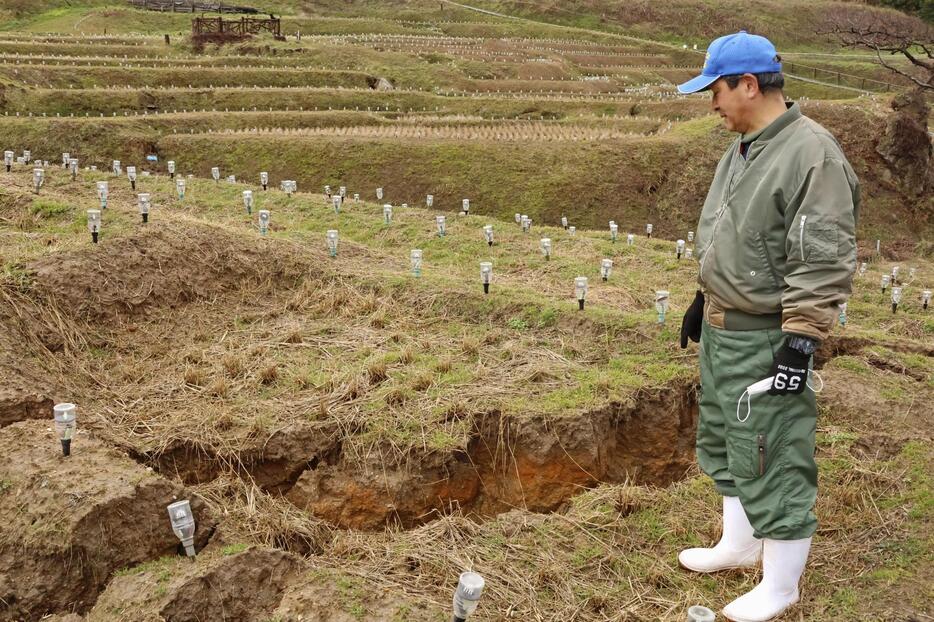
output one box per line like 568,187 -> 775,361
697,320 -> 818,541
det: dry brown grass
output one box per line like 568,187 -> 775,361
206,377 -> 230,398
409,371 -> 433,392
222,353 -> 245,378
366,359 -> 388,384
183,366 -> 206,387
258,363 -> 278,385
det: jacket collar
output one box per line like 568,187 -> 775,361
741,102 -> 801,161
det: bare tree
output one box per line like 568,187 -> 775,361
819,8 -> 933,90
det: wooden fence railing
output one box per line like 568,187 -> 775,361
784,61 -> 898,93
128,0 -> 258,14
192,16 -> 282,38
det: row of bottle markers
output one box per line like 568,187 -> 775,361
9,150 -> 928,320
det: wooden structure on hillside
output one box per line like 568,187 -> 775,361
128,0 -> 259,14
192,16 -> 283,41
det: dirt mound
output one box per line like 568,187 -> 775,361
88,547 -> 301,622
0,380 -> 53,428
286,382 -> 697,529
0,421 -> 215,620
28,220 -> 313,321
273,568 -> 439,621
0,289 -> 65,428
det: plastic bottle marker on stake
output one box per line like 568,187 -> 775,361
676,239 -> 686,259
376,187 -> 383,201
838,302 -> 847,327
410,249 -> 422,277
686,605 -> 716,622
167,500 -> 197,557
881,274 -> 890,294
383,204 -> 393,224
575,276 -> 588,311
627,233 -> 635,246
436,215 -> 446,237
892,286 -> 902,313
33,167 -> 43,193
87,209 -> 101,244
483,225 -> 494,247
211,166 -> 220,182
97,181 -> 109,208
53,403 -> 76,456
610,222 -> 618,242
922,290 -> 932,310
326,230 -> 338,257
176,178 -> 185,200
452,572 -> 485,622
568,226 -> 576,237
167,160 -> 176,178
243,190 -> 253,214
655,290 -> 670,324
138,193 -> 150,223
540,237 -> 552,260
426,194 -> 433,208
462,199 -> 469,214
480,262 -> 492,294
601,258 -> 613,281
258,210 -> 270,235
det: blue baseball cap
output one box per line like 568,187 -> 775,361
677,31 -> 782,94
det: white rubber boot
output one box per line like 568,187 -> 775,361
722,537 -> 811,622
678,496 -> 762,573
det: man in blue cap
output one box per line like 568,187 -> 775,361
675,31 -> 859,622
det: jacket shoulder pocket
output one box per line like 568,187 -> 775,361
808,223 -> 838,263
798,215 -> 838,264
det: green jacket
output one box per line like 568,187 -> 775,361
695,102 -> 860,342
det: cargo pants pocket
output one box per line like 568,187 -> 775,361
727,430 -> 768,479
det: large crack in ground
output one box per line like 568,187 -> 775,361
283,381 -> 698,530
131,382 -> 698,532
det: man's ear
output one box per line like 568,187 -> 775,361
742,74 -> 760,98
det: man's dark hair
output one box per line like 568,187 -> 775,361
723,72 -> 785,94
722,55 -> 785,93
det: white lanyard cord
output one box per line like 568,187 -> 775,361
736,370 -> 824,423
